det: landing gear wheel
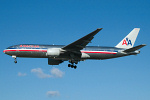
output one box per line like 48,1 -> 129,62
75,62 -> 78,64
68,64 -> 71,67
74,65 -> 77,69
71,65 -> 74,68
14,61 -> 17,63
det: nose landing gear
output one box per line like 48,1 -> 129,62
12,55 -> 17,63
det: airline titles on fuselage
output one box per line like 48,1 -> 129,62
19,45 -> 39,48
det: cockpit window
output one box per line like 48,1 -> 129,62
7,45 -> 19,49
7,46 -> 14,49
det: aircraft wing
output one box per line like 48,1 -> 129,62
62,28 -> 102,51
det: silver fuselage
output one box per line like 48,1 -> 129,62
3,44 -> 139,61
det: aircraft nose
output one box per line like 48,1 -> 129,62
3,49 -> 6,54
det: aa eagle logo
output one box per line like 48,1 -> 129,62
122,37 -> 132,46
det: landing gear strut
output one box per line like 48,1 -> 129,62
14,60 -> 17,63
12,55 -> 17,63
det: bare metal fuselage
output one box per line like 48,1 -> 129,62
3,44 -> 138,61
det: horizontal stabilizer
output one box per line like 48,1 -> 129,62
123,44 -> 146,53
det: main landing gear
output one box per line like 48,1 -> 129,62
12,55 -> 17,63
68,60 -> 78,69
68,64 -> 77,69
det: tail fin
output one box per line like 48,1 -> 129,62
115,28 -> 140,49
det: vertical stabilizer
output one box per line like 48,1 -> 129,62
115,28 -> 140,49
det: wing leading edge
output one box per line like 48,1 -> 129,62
62,28 -> 103,51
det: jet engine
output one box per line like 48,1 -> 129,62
46,48 -> 61,57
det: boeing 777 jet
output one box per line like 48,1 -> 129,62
3,28 -> 146,69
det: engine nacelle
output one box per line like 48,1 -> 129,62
46,48 -> 61,57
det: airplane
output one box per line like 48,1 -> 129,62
3,28 -> 146,69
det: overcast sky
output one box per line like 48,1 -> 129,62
0,0 -> 150,100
